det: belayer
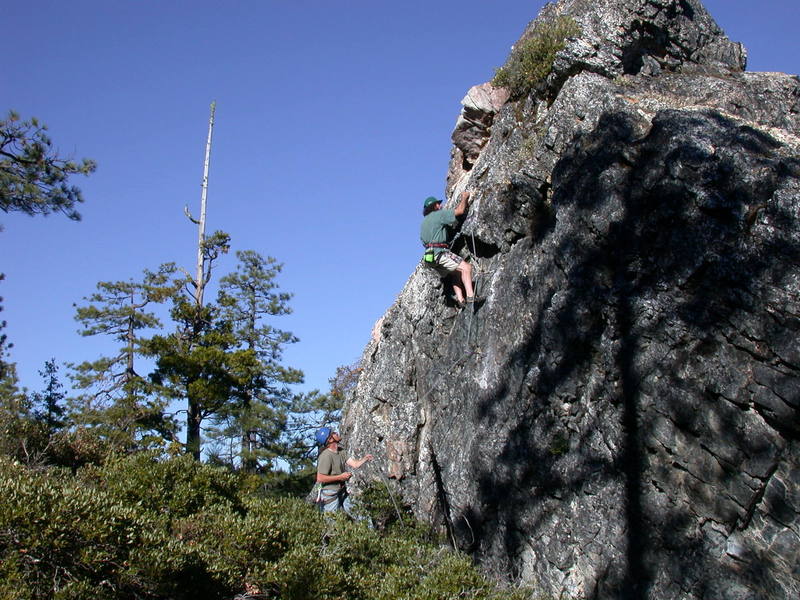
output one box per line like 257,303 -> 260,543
420,190 -> 475,307
315,427 -> 373,514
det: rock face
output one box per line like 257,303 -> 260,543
343,1 -> 800,598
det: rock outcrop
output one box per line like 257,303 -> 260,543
343,1 -> 800,598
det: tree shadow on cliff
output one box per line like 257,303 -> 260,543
455,109 -> 800,599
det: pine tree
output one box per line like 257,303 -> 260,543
30,359 -> 66,434
69,264 -> 181,450
0,111 -> 96,220
143,232 -> 250,460
144,246 -> 304,465
146,298 -> 261,461
208,250 -> 303,471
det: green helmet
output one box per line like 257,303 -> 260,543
424,196 -> 441,209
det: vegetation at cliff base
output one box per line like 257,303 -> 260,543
492,16 -> 580,99
0,452 -> 529,600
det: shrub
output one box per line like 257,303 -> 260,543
492,16 -> 580,99
0,397 -> 116,469
0,457 -> 178,599
354,480 -> 441,545
0,454 -> 534,599
253,464 -> 317,499
80,451 -> 247,518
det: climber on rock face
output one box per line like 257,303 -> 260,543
420,190 -> 475,307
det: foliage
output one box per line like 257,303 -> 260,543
0,111 -> 96,221
252,464 -> 318,498
354,480 -> 439,543
140,236 -> 305,464
0,453 -> 532,600
0,365 -> 50,464
79,452 -> 247,518
0,274 -> 10,381
30,359 -> 66,434
287,360 -> 362,464
0,377 -> 117,469
69,264 -> 182,451
206,249 -> 303,471
146,298 -> 260,460
492,16 -> 580,99
328,360 -> 362,408
70,237 -> 305,464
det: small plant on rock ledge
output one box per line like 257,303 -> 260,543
548,432 -> 570,456
492,16 -> 581,99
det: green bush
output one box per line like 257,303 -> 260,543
0,401 -> 116,469
252,463 -> 318,499
0,458 -> 178,599
354,480 -> 441,545
80,451 -> 247,518
492,16 -> 580,99
0,454 -> 533,599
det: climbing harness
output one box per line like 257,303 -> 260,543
317,484 -> 347,509
422,242 -> 450,264
310,481 -> 344,509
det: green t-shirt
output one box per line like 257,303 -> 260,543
420,209 -> 457,253
317,448 -> 347,490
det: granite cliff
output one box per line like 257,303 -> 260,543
343,1 -> 800,598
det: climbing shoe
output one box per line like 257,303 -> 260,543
448,293 -> 466,308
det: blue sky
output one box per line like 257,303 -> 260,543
2,0 -> 798,404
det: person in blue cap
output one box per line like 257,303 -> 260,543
420,190 -> 475,307
315,427 -> 374,514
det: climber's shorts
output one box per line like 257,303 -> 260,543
431,250 -> 463,276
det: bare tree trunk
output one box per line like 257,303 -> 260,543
125,291 -> 136,381
194,101 -> 216,307
184,101 -> 216,461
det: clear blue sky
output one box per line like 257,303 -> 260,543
2,0 -> 798,402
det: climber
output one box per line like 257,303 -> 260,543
420,190 -> 475,307
315,427 -> 374,514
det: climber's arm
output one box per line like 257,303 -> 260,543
454,190 -> 471,217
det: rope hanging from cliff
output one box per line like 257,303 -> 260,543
418,308 -> 479,404
364,460 -> 406,528
453,230 -> 497,288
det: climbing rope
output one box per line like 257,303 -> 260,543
363,460 -> 406,528
418,305 -> 480,404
